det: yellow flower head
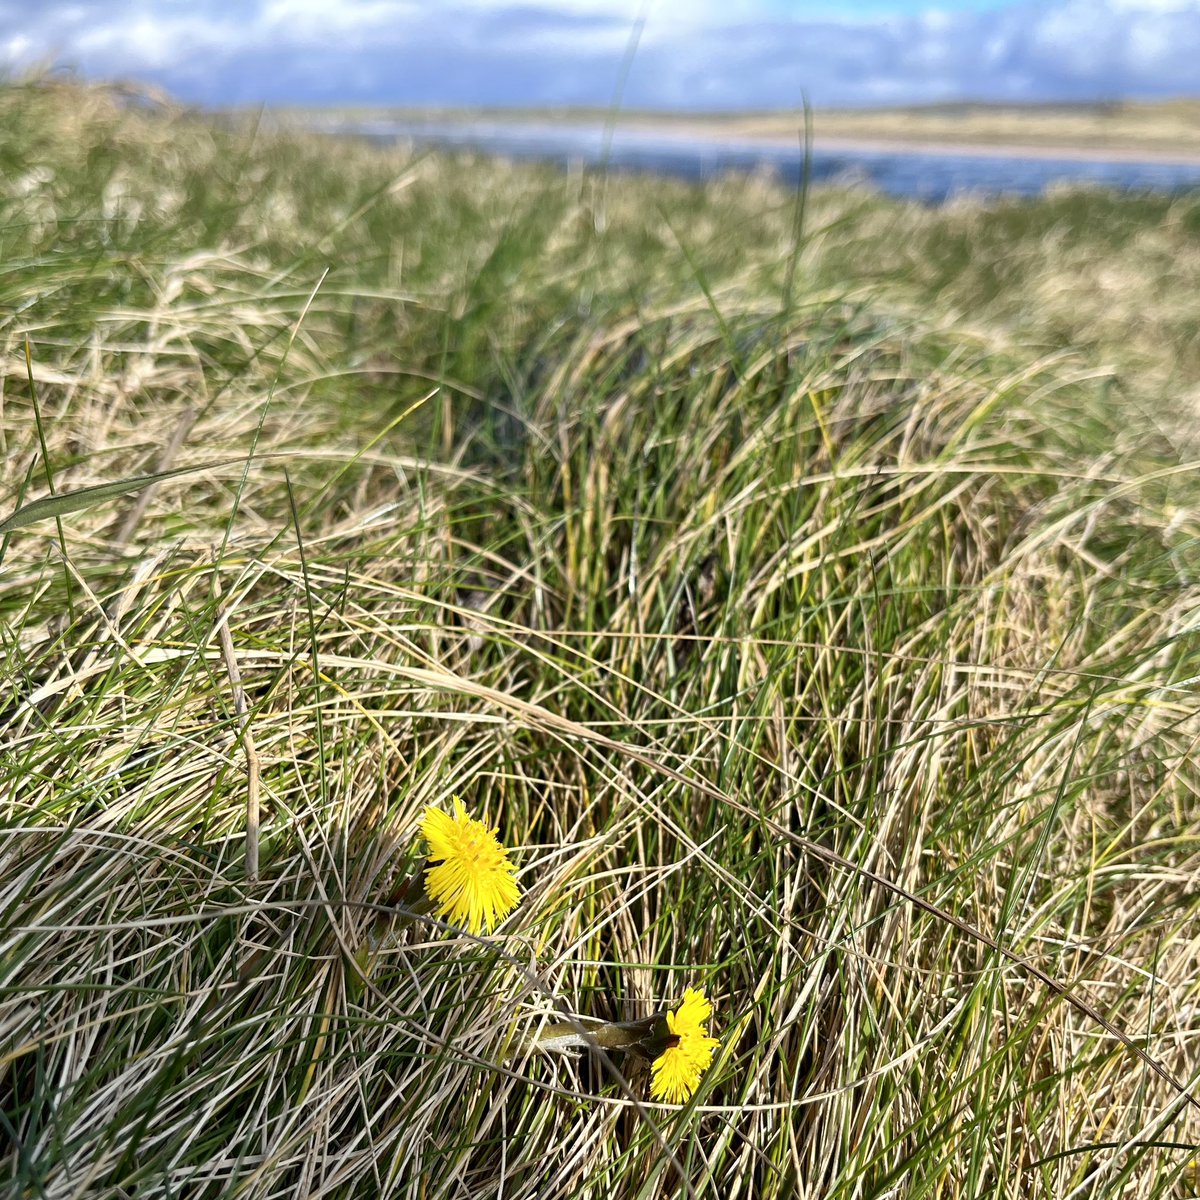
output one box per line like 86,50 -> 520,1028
419,798 -> 521,935
650,987 -> 720,1104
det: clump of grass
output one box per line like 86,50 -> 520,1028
2,78 -> 1200,1199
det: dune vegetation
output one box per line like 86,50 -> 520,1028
3,79 -> 1200,1199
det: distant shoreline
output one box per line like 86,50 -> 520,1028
288,100 -> 1200,168
309,117 -> 1200,169
803,134 -> 1200,167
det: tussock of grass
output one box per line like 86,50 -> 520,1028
3,79 -> 1200,1198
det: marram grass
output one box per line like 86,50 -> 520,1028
2,78 -> 1200,1199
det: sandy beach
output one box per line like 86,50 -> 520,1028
804,134 -> 1200,166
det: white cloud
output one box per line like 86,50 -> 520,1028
3,0 -> 1199,106
257,0 -> 420,40
2,33 -> 33,62
1107,0 -> 1199,10
72,17 -> 228,69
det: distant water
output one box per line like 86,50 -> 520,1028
329,118 -> 1200,202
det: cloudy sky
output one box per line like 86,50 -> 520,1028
4,0 -> 1199,109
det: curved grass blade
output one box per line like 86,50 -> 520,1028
0,459 -> 251,535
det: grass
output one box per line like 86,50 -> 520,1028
3,78 -> 1200,1198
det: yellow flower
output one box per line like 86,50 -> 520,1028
650,986 -> 719,1103
419,798 -> 521,935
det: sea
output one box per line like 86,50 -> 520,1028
327,118 -> 1200,203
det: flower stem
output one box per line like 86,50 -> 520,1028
519,1013 -> 671,1058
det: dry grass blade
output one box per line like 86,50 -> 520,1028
112,407 -> 197,548
212,571 -> 262,882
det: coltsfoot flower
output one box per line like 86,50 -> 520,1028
650,986 -> 719,1103
420,798 -> 521,935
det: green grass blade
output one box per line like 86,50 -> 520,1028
0,459 -> 252,534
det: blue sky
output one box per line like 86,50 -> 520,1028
3,1 -> 1199,109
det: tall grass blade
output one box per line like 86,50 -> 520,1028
0,459 -> 253,534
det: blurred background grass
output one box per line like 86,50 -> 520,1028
3,79 -> 1200,1199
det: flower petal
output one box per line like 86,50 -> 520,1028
418,799 -> 521,935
